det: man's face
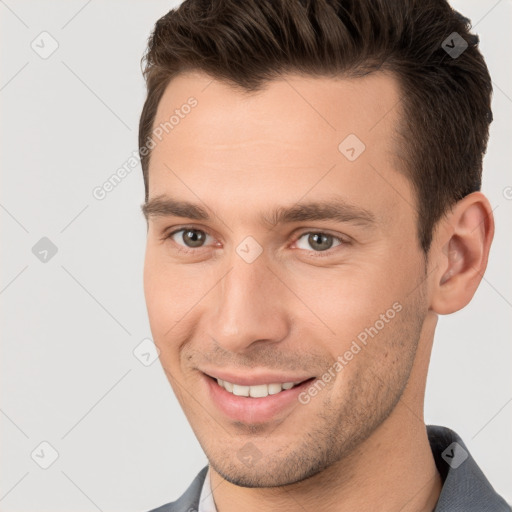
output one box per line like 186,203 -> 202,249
143,71 -> 431,487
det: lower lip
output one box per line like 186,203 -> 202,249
204,374 -> 315,424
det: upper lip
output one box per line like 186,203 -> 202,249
201,369 -> 314,387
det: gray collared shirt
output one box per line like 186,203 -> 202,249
196,425 -> 511,512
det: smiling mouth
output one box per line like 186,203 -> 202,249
205,374 -> 316,398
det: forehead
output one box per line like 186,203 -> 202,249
147,71 -> 414,229
151,70 -> 402,156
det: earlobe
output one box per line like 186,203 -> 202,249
430,192 -> 494,315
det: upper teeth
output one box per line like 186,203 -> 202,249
216,378 -> 301,398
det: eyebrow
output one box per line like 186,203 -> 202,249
141,194 -> 377,228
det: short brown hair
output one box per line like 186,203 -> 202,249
139,0 -> 493,253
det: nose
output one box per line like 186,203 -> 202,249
207,254 -> 291,353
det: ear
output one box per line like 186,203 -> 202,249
429,192 -> 495,315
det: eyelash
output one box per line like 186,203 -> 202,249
161,226 -> 349,258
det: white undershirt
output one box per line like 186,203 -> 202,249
198,466 -> 218,512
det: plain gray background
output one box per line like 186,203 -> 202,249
1,0 -> 511,510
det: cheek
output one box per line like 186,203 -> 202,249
288,263 -> 415,385
143,253 -> 164,320
144,244 -> 190,303
143,248 -> 182,340
143,263 -> 182,374
143,248 -> 212,364
289,265 -> 398,337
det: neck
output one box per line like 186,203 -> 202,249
210,412 -> 442,511
209,314 -> 442,512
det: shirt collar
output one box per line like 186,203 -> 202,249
196,425 -> 510,512
426,424 -> 510,511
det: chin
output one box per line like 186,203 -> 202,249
209,454 -> 331,489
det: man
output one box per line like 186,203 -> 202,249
139,0 -> 510,510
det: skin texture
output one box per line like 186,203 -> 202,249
142,71 -> 494,511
